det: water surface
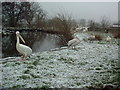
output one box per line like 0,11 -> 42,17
2,31 -> 67,58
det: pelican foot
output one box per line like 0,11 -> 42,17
19,56 -> 27,61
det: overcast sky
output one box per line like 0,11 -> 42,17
39,2 -> 118,23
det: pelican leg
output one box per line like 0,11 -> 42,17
71,46 -> 73,49
73,46 -> 78,50
23,56 -> 28,60
68,45 -> 71,49
20,56 -> 27,61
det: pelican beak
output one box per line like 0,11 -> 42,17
19,34 -> 25,43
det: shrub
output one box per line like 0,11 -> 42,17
94,34 -> 103,41
112,31 -> 120,38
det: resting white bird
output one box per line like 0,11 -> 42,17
88,34 -> 95,41
83,27 -> 88,32
16,31 -> 32,60
67,36 -> 80,49
91,34 -> 95,39
106,36 -> 112,42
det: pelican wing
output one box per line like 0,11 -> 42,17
16,44 -> 32,56
68,39 -> 78,47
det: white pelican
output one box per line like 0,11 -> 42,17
106,36 -> 112,42
88,34 -> 95,41
16,31 -> 32,60
67,36 -> 80,49
83,27 -> 88,32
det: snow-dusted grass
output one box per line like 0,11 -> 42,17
0,63 -> 2,88
1,32 -> 119,88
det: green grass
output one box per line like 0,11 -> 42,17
15,62 -> 21,65
37,55 -> 41,58
19,75 -> 30,80
78,61 -> 87,66
58,57 -> 75,64
95,67 -> 102,70
40,85 -> 50,89
76,82 -> 82,86
4,64 -> 9,67
12,85 -> 25,88
99,64 -> 103,67
36,85 -> 51,89
27,65 -> 34,69
97,41 -> 106,44
86,83 -> 103,89
33,60 -> 39,66
23,60 -> 32,64
30,73 -> 41,78
23,69 -> 31,74
102,76 -> 117,84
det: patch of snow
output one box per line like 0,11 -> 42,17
1,32 -> 119,88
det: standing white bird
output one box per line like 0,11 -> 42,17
67,36 -> 80,49
16,31 -> 32,60
106,36 -> 112,42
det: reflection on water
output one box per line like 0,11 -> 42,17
2,31 -> 66,58
32,33 -> 60,52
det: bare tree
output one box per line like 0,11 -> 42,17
79,19 -> 86,27
100,16 -> 111,30
88,20 -> 96,31
88,19 -> 101,31
30,2 -> 47,28
2,2 -> 47,28
56,12 -> 75,39
49,11 -> 76,45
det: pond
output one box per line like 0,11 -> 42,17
2,30 -> 68,58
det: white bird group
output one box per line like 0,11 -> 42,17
16,31 -> 81,60
67,36 -> 80,49
82,27 -> 88,32
16,31 -> 32,60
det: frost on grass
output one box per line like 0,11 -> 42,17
1,32 -> 119,88
0,63 -> 2,88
